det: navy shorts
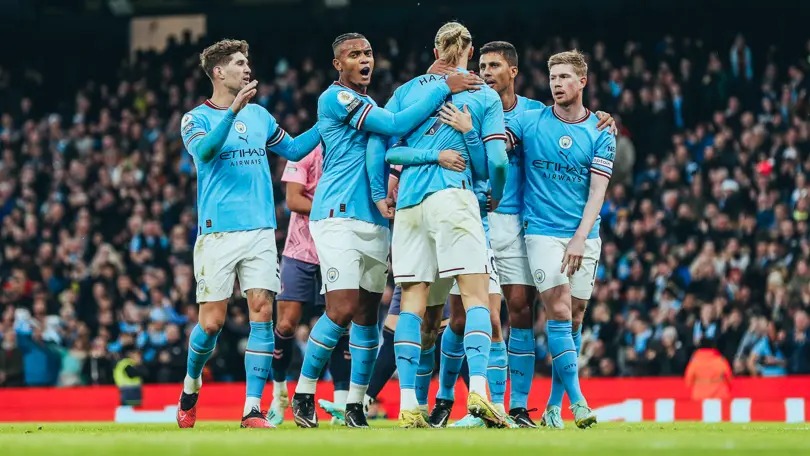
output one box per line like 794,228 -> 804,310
388,285 -> 451,320
277,256 -> 325,307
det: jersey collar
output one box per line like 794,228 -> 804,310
333,81 -> 369,97
552,105 -> 590,124
504,95 -> 518,113
204,99 -> 228,110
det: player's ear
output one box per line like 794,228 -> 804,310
510,66 -> 518,79
433,48 -> 439,60
213,66 -> 223,80
468,46 -> 474,61
332,58 -> 341,73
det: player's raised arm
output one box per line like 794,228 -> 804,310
561,132 -> 616,277
481,93 -> 508,201
266,123 -> 321,162
182,81 -> 257,163
348,74 -> 481,137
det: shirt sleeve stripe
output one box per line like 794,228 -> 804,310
355,104 -> 373,130
505,128 -> 518,145
482,133 -> 508,143
590,168 -> 612,179
185,132 -> 205,144
269,125 -> 283,141
267,129 -> 287,148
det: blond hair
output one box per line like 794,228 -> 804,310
200,39 -> 249,80
548,50 -> 588,77
434,22 -> 472,65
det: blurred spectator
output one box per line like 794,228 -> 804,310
685,339 -> 733,400
0,331 -> 23,386
748,321 -> 788,377
82,337 -> 113,385
784,309 -> 810,374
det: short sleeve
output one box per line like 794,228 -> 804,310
319,88 -> 372,130
264,112 -> 287,148
180,112 -> 209,157
505,111 -> 525,145
281,152 -> 311,185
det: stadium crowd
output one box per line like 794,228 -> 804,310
1,30 -> 810,388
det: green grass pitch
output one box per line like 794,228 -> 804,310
0,421 -> 808,456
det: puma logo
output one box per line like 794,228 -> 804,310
397,355 -> 417,365
239,135 -> 249,144
466,346 -> 483,353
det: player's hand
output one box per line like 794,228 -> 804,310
230,80 -> 258,114
594,110 -> 618,136
561,235 -> 586,277
438,149 -> 466,172
427,59 -> 457,75
486,191 -> 500,212
375,198 -> 395,219
439,103 -> 473,134
445,72 -> 483,94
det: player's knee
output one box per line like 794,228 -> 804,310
448,313 -> 466,335
383,314 -> 399,332
276,319 -> 296,337
325,302 -> 356,327
200,318 -> 224,336
509,301 -> 533,329
545,300 -> 571,321
327,308 -> 354,327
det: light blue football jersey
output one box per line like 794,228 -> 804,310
311,82 -> 384,226
497,95 -> 546,215
312,81 -> 451,226
181,101 -> 281,235
388,72 -> 506,210
506,107 -> 616,239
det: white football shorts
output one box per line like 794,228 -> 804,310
488,212 -> 534,287
310,218 -> 390,294
392,188 -> 488,284
193,228 -> 280,302
525,234 -> 602,300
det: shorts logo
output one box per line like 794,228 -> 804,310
326,267 -> 339,283
559,135 -> 573,149
534,269 -> 546,284
234,121 -> 247,134
196,279 -> 206,295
